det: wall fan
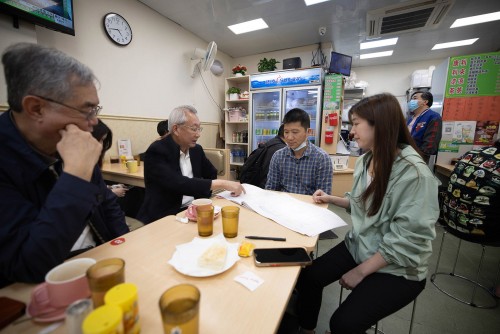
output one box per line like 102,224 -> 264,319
190,41 -> 217,77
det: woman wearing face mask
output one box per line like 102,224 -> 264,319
296,93 -> 439,334
406,91 -> 442,163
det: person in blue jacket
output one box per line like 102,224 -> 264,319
0,43 -> 128,288
407,91 -> 442,163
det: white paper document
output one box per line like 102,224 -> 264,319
217,184 -> 347,237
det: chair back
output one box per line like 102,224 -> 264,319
204,148 -> 230,180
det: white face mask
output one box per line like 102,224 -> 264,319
290,140 -> 307,151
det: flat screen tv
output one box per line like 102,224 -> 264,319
0,0 -> 75,36
329,52 -> 352,77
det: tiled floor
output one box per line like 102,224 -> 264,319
312,204 -> 500,334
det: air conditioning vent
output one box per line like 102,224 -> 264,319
367,0 -> 454,38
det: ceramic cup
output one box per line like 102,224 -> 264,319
126,160 -> 138,173
186,199 -> 212,220
45,258 -> 96,308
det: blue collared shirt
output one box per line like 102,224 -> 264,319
265,142 -> 332,195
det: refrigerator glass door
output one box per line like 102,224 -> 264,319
251,89 -> 282,151
283,87 -> 321,145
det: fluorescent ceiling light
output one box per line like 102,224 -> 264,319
432,38 -> 478,50
228,18 -> 268,34
304,0 -> 330,5
360,50 -> 393,59
360,37 -> 398,50
451,11 -> 500,28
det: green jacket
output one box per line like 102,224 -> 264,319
345,145 -> 438,281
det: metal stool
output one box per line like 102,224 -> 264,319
430,226 -> 500,308
339,286 -> 418,334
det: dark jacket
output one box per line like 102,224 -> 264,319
0,111 -> 128,288
137,135 -> 217,224
240,136 -> 286,188
407,108 -> 442,160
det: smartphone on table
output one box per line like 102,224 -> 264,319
253,247 -> 312,267
0,296 -> 26,330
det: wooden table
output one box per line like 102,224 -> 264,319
434,163 -> 454,178
101,162 -> 145,187
0,194 -> 324,334
331,168 -> 354,197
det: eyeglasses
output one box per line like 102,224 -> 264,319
181,125 -> 203,133
33,95 -> 102,120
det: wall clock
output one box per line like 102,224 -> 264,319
103,13 -> 132,46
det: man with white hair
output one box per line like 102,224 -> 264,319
138,105 -> 244,224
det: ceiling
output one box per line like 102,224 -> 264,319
138,0 -> 500,67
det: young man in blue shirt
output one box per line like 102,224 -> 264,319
266,108 -> 332,195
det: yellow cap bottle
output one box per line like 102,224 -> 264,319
82,305 -> 124,334
104,283 -> 141,334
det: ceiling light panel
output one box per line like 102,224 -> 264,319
451,11 -> 500,28
228,18 -> 269,35
304,0 -> 330,6
432,38 -> 479,50
360,38 -> 398,50
360,50 -> 394,59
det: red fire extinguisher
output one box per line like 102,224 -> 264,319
328,113 -> 338,126
325,129 -> 334,144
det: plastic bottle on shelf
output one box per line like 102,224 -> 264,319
236,149 -> 240,163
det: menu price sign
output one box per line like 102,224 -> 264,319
442,96 -> 500,121
117,139 -> 132,158
323,74 -> 342,110
445,52 -> 500,98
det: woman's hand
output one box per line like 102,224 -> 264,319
312,189 -> 330,203
340,253 -> 388,290
339,267 -> 365,290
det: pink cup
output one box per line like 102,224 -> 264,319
45,258 -> 96,308
186,198 -> 212,219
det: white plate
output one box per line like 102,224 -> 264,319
168,234 -> 240,277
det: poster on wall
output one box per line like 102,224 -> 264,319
473,121 -> 499,145
445,52 -> 500,98
452,121 -> 476,144
438,121 -> 459,152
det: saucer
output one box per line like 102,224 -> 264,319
26,283 -> 67,322
186,205 -> 221,222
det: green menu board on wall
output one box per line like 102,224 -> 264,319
445,52 -> 500,98
323,74 -> 343,110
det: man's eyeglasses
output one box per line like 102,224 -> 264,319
33,95 -> 102,120
181,125 -> 203,133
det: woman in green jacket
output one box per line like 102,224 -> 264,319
297,93 -> 439,333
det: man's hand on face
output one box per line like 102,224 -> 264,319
57,124 -> 102,181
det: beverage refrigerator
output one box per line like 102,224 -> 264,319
249,68 -> 323,151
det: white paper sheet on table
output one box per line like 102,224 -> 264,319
217,184 -> 347,236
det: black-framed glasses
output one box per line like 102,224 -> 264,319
181,125 -> 203,133
33,95 -> 102,120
